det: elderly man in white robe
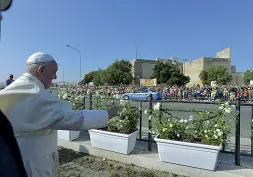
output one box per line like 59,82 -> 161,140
0,52 -> 120,177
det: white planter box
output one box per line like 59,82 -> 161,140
89,129 -> 139,154
154,136 -> 222,171
57,130 -> 80,141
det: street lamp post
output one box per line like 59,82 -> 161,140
182,59 -> 188,75
0,0 -> 13,40
58,63 -> 65,82
66,45 -> 82,81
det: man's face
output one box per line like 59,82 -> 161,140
39,62 -> 58,89
9,75 -> 13,80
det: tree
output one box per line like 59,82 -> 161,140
152,61 -> 190,86
199,66 -> 232,85
168,72 -> 190,86
80,71 -> 97,85
92,69 -> 107,86
105,60 -> 133,85
80,69 -> 107,86
243,69 -> 253,85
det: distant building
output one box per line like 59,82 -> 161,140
183,57 -> 231,86
130,58 -> 182,85
183,47 -> 242,86
231,65 -> 236,73
231,72 -> 244,85
130,47 -> 242,86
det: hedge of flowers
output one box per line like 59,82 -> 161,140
56,87 -> 116,110
145,102 -> 237,146
107,100 -> 140,134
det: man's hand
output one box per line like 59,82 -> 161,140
107,106 -> 121,119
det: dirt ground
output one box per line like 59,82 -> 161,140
58,147 -> 188,177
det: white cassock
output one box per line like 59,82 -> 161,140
0,73 -> 109,177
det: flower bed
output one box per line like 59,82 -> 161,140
146,102 -> 237,170
89,100 -> 141,154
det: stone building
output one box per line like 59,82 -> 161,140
230,72 -> 244,85
130,58 -> 182,85
183,47 -> 243,86
231,65 -> 236,73
183,57 -> 231,86
130,47 -> 243,86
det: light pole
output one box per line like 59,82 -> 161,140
58,63 -> 65,82
0,0 -> 13,40
182,59 -> 188,75
66,44 -> 82,81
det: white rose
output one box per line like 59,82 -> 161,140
120,99 -> 126,106
157,102 -> 161,108
62,93 -> 68,99
224,108 -> 231,114
144,109 -> 148,114
218,131 -> 223,136
154,102 -> 161,110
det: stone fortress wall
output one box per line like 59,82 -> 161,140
183,58 -> 204,86
183,47 -> 242,86
130,47 -> 243,86
131,58 -> 182,85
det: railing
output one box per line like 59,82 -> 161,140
79,94 -> 253,166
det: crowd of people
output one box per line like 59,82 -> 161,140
3,74 -> 253,102
57,84 -> 253,102
4,74 -> 252,103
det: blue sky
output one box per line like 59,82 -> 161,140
0,0 -> 252,82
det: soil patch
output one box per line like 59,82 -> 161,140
58,147 -> 188,177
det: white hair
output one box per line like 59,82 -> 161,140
26,60 -> 56,75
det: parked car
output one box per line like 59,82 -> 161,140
122,87 -> 162,101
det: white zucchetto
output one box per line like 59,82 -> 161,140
26,52 -> 55,64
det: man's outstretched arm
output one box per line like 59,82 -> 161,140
47,107 -> 120,131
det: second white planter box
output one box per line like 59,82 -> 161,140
89,129 -> 139,154
57,130 -> 80,141
154,136 -> 222,171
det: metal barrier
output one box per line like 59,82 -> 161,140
82,94 -> 253,166
235,97 -> 240,165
